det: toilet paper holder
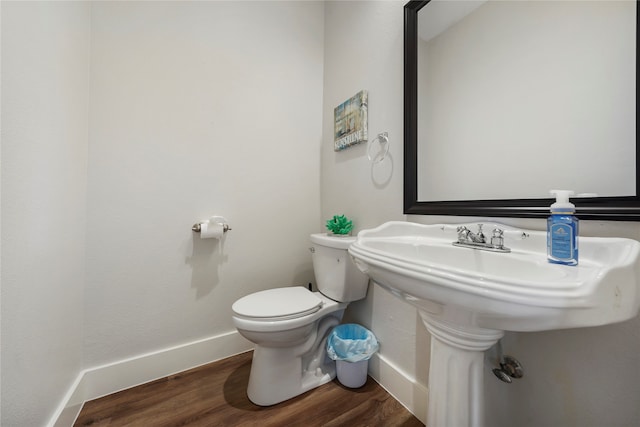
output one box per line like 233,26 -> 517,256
191,216 -> 232,233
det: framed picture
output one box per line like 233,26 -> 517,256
334,90 -> 368,151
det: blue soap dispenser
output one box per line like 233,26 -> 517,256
547,190 -> 579,265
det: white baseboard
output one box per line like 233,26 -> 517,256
368,352 -> 428,425
49,330 -> 253,427
49,331 -> 427,427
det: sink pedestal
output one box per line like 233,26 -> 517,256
420,312 -> 504,427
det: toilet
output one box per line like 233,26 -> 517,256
231,233 -> 369,406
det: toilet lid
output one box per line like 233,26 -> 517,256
232,287 -> 323,320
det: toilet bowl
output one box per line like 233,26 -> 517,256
231,233 -> 369,406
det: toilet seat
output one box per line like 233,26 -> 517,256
232,287 -> 322,321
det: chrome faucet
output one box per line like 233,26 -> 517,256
454,224 -> 511,253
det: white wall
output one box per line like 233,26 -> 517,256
84,1 -> 324,366
324,1 -> 640,427
1,2 -> 91,426
1,1 -> 324,425
322,0 -> 431,414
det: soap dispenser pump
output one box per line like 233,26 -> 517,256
547,190 -> 579,265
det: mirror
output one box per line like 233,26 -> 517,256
404,0 -> 640,220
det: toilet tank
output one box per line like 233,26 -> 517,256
310,233 -> 369,302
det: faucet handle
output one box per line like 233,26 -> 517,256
491,228 -> 505,248
456,226 -> 470,242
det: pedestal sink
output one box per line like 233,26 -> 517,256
348,221 -> 640,427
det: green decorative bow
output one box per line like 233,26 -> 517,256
326,215 -> 353,235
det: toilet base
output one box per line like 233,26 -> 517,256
246,315 -> 340,406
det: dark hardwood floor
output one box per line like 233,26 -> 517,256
74,350 -> 424,427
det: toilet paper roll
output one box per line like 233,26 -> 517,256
200,222 -> 224,239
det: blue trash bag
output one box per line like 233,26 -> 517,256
326,323 -> 379,363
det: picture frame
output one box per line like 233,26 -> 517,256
334,90 -> 368,151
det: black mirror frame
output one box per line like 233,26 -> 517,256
404,0 -> 640,221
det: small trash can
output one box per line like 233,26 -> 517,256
326,323 -> 379,388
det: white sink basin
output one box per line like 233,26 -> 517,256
349,221 -> 640,332
350,221 -> 640,427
